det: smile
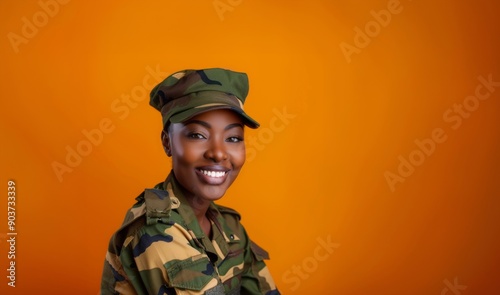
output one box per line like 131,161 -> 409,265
200,170 -> 226,178
195,167 -> 230,185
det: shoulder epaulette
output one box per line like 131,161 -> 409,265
115,188 -> 171,236
144,188 -> 172,225
215,204 -> 241,220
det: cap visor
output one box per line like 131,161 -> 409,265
170,105 -> 260,129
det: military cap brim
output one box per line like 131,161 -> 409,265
165,90 -> 258,128
150,68 -> 260,129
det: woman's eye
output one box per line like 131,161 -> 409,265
227,136 -> 243,143
188,133 -> 206,139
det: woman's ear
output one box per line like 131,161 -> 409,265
161,129 -> 172,157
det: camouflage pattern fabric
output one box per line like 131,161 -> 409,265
149,68 -> 260,129
101,172 -> 280,295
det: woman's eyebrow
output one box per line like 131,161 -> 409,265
225,123 -> 244,130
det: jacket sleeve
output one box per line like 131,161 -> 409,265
100,243 -> 143,294
100,200 -> 148,295
101,257 -> 119,295
100,224 -> 145,295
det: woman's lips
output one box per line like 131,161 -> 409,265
195,167 -> 230,185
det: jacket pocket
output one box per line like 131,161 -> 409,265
166,254 -> 215,291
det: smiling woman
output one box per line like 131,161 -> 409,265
164,110 -> 246,207
100,68 -> 280,295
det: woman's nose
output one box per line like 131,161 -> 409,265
204,139 -> 228,162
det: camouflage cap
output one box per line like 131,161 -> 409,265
150,68 -> 260,129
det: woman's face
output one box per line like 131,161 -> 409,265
164,109 -> 246,202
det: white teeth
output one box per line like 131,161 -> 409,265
201,170 -> 226,178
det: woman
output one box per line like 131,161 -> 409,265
101,68 -> 280,295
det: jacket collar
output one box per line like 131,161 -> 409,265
158,171 -> 233,242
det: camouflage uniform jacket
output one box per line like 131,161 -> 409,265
101,173 -> 280,295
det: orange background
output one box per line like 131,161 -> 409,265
1,0 -> 499,294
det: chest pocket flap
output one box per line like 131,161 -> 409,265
166,254 -> 215,291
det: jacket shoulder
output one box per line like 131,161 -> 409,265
215,203 -> 241,221
142,188 -> 174,225
119,187 -> 172,227
110,188 -> 173,249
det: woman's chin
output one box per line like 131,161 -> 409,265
200,186 -> 227,201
